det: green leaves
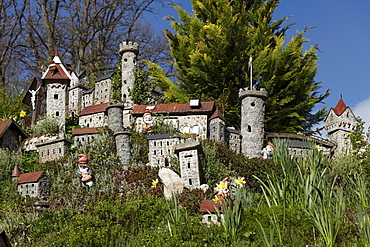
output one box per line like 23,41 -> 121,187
154,0 -> 330,131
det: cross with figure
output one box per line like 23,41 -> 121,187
29,85 -> 41,111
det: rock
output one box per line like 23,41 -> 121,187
158,168 -> 183,199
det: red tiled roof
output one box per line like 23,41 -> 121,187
72,127 -> 105,135
79,102 -> 110,116
332,98 -> 348,116
132,101 -> 216,116
42,64 -> 70,80
17,171 -> 45,184
209,107 -> 226,121
199,199 -> 223,213
0,119 -> 28,139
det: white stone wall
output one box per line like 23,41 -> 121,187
178,149 -> 200,188
178,115 -> 207,139
148,138 -> 180,167
79,113 -> 107,128
82,92 -> 94,108
227,132 -> 241,154
135,115 -> 207,138
94,78 -> 112,104
74,133 -> 98,146
46,83 -> 67,128
37,140 -> 71,162
18,182 -> 39,197
68,87 -> 83,117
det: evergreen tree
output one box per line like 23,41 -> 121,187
156,0 -> 329,132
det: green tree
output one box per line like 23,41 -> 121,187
155,0 -> 329,132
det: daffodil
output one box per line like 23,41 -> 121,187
348,132 -> 353,135
356,141 -> 361,144
316,145 -> 322,151
235,177 -> 246,187
151,179 -> 159,188
20,111 -> 26,118
213,196 -> 221,203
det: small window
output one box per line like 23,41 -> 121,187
189,179 -> 192,186
56,111 -> 59,117
124,58 -> 128,62
247,125 -> 251,132
54,94 -> 58,99
251,102 -> 255,107
187,162 -> 191,169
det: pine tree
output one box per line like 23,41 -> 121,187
157,0 -> 329,132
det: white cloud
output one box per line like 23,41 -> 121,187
353,97 -> 370,132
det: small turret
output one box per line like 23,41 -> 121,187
12,165 -> 20,183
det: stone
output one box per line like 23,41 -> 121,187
158,168 -> 183,199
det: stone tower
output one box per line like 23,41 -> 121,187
239,88 -> 268,158
106,102 -> 131,168
69,63 -> 88,117
324,97 -> 358,153
209,108 -> 226,143
119,41 -> 139,104
175,141 -> 202,189
41,48 -> 71,131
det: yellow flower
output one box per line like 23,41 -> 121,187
344,141 -> 348,144
348,132 -> 353,135
151,179 -> 159,188
20,111 -> 26,118
316,145 -> 322,151
236,177 -> 246,186
356,141 -> 361,144
213,196 -> 221,203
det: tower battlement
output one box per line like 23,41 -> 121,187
119,41 -> 139,55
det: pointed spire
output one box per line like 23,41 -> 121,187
53,42 -> 62,64
332,97 -> 347,116
12,165 -> 20,183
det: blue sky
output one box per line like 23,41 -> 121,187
148,0 -> 370,130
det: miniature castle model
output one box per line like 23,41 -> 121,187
20,41 -> 355,192
324,97 -> 359,152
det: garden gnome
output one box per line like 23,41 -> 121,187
76,154 -> 94,187
141,110 -> 153,134
266,142 -> 274,158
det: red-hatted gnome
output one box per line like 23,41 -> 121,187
76,154 -> 94,187
141,110 -> 153,134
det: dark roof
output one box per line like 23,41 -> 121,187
72,127 -> 104,135
17,171 -> 45,184
132,101 -> 216,116
82,88 -> 94,95
146,133 -> 181,140
0,119 -> 29,140
226,127 -> 240,134
332,98 -> 348,116
265,132 -> 335,149
95,71 -> 115,82
209,108 -> 225,121
79,102 -> 110,116
289,140 -> 311,149
199,199 -> 223,213
35,137 -> 72,147
74,63 -> 87,79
